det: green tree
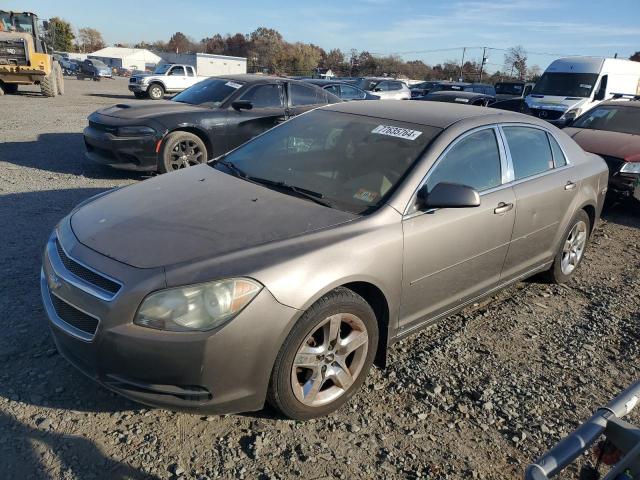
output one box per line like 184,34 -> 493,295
45,17 -> 74,52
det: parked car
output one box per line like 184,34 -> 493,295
61,59 -> 80,76
353,77 -> 411,100
563,97 -> 640,201
84,74 -> 341,173
301,78 -> 379,100
77,59 -> 112,81
46,101 -> 607,419
463,83 -> 496,96
526,56 -> 640,126
489,97 -> 531,114
415,90 -> 495,106
494,80 -> 534,100
410,81 -> 439,98
128,64 -> 207,100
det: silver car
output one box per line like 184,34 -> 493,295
356,77 -> 412,100
41,101 -> 608,419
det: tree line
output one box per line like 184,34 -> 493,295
45,18 -> 639,82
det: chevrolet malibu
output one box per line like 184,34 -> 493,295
42,101 -> 608,419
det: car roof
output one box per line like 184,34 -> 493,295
216,74 -> 299,84
322,99 -> 520,128
597,99 -> 640,109
303,78 -> 352,86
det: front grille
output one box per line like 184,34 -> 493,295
601,155 -> 624,175
50,294 -> 99,336
88,121 -> 118,134
529,108 -> 564,121
55,240 -> 121,295
0,39 -> 28,66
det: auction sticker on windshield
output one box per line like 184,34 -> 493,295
372,125 -> 422,140
225,81 -> 243,89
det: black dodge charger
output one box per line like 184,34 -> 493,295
83,74 -> 341,173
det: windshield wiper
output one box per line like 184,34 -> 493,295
214,158 -> 248,179
247,176 -> 334,208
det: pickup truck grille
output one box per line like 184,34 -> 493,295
0,39 -> 28,66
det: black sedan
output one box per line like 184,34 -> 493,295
83,75 -> 341,173
301,79 -> 380,101
414,90 -> 496,107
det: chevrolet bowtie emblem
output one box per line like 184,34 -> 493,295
48,271 -> 62,290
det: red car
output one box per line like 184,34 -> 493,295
564,98 -> 640,202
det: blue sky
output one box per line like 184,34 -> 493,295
8,0 -> 640,72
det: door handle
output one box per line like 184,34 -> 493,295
565,181 -> 577,190
494,202 -> 513,214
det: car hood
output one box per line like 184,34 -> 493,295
564,128 -> 640,162
70,165 -> 357,269
97,101 -> 209,120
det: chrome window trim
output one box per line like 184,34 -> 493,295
497,123 -> 573,184
49,236 -> 122,302
40,270 -> 99,343
402,124 -> 509,217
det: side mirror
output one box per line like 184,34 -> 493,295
417,182 -> 480,210
231,100 -> 253,111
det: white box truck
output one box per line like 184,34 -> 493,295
526,57 -> 640,125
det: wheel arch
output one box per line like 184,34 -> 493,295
148,80 -> 166,92
581,203 -> 596,234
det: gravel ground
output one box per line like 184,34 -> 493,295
1,77 -> 639,480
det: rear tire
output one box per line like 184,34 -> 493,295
54,62 -> 64,95
148,83 -> 164,100
543,209 -> 591,284
158,131 -> 208,173
267,287 -> 378,420
41,69 -> 58,97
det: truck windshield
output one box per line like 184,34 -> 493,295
495,83 -> 524,95
153,64 -> 172,75
0,12 -> 34,33
172,78 -> 244,107
532,72 -> 599,97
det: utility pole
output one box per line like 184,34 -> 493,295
459,47 -> 466,82
479,47 -> 487,82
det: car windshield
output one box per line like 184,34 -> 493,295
154,64 -> 172,74
92,60 -> 108,68
172,78 -> 244,107
212,110 -> 441,214
495,83 -> 524,95
571,105 -> 640,135
0,12 -> 34,33
532,72 -> 599,97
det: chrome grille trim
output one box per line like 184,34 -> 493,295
48,236 -> 122,302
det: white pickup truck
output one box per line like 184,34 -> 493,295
128,64 -> 206,100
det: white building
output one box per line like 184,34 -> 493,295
88,47 -> 163,71
159,52 -> 247,76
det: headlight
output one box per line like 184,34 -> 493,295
620,162 -> 640,174
563,108 -> 580,121
134,278 -> 262,332
117,126 -> 156,137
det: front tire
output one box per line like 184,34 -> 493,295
148,83 -> 164,100
267,287 -> 378,420
54,62 -> 64,95
159,131 -> 208,173
41,68 -> 58,97
544,209 -> 591,283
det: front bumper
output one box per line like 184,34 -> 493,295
128,83 -> 147,93
41,221 -> 301,414
83,124 -> 159,172
609,172 -> 640,198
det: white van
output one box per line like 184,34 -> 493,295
525,57 -> 640,125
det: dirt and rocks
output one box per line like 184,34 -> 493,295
0,78 -> 639,480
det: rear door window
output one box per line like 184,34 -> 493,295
426,128 -> 503,192
289,83 -> 326,106
503,126 -> 554,180
340,84 -> 366,100
547,134 -> 567,167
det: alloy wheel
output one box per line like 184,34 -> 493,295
291,313 -> 369,407
168,139 -> 204,170
561,220 -> 587,275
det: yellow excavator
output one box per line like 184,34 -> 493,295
0,11 -> 63,97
